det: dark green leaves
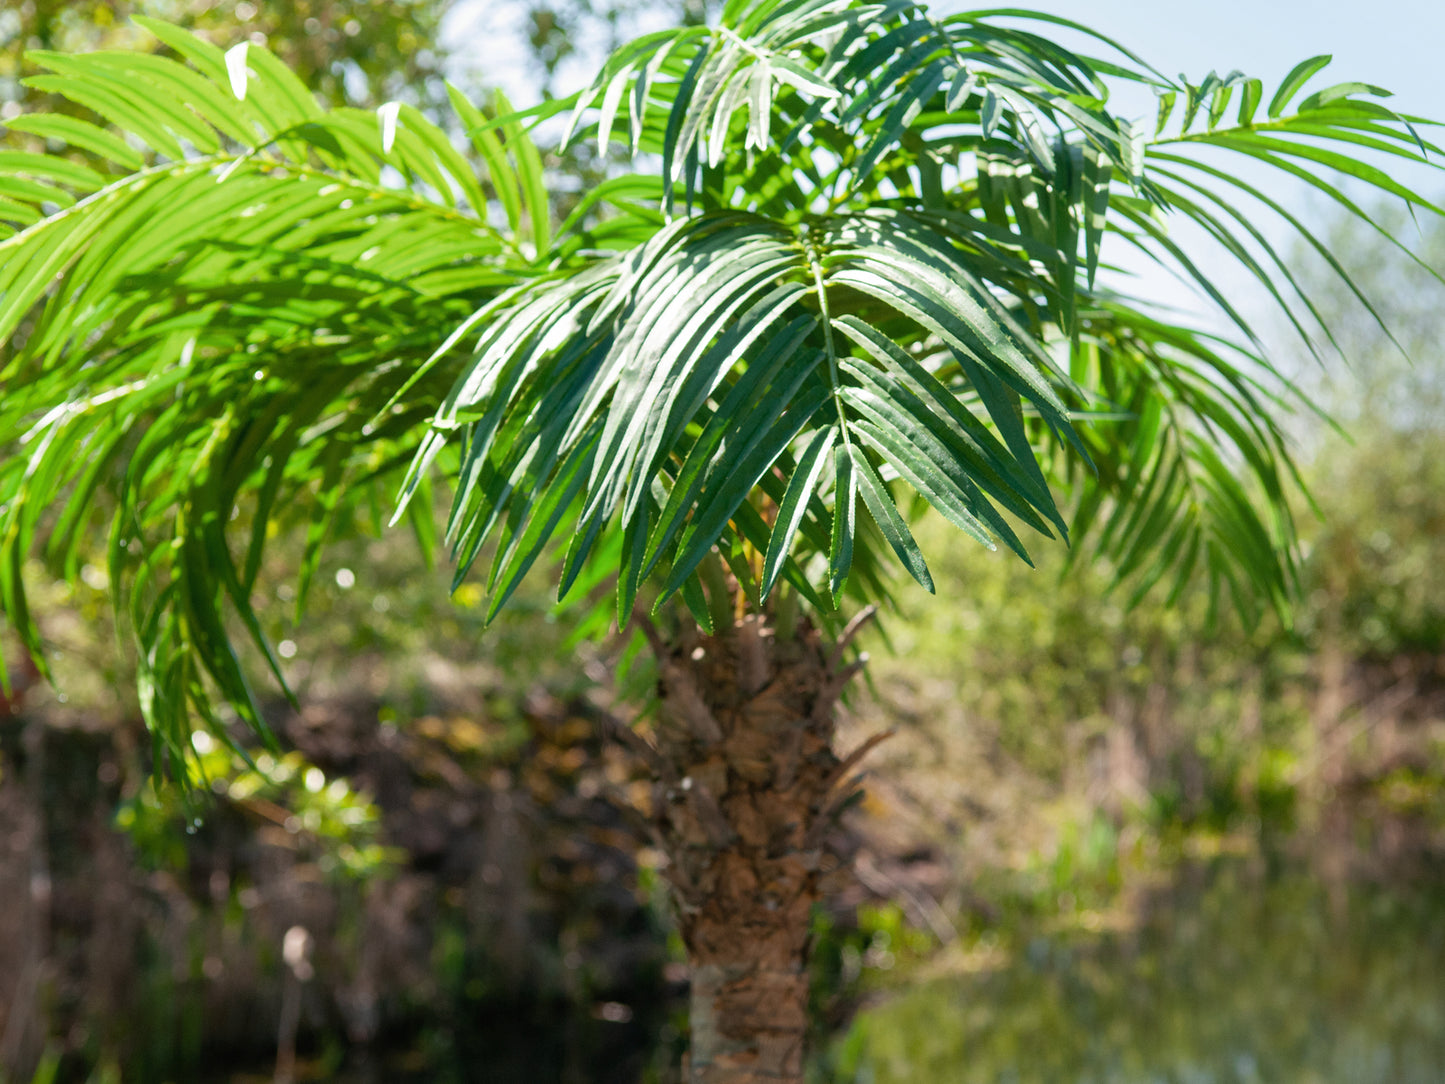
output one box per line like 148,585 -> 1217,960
829,444 -> 857,604
4,1 -> 1442,773
762,426 -> 836,597
415,197 -> 1108,620
852,445 -> 934,593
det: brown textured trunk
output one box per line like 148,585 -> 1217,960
636,611 -> 866,1084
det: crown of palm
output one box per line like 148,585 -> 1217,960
1,1 -> 1440,762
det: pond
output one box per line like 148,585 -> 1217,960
825,859 -> 1445,1084
206,859 -> 1445,1083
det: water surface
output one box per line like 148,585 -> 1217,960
830,861 -> 1445,1084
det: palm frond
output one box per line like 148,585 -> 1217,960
532,0 -> 1442,626
407,202 -> 1095,624
3,2 -> 1443,763
0,24 -> 547,764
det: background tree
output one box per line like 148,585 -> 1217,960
2,3 -> 1441,1082
1,0 -> 449,116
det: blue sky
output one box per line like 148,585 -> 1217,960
449,0 -> 1445,121
445,0 -> 1445,331
960,1 -> 1445,123
933,2 -> 1445,322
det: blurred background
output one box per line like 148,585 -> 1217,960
2,1 -> 1444,1082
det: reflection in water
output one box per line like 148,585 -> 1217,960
210,1004 -> 675,1084
832,861 -> 1445,1084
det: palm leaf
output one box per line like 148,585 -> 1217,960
3,2 -> 1442,763
0,26 -> 545,765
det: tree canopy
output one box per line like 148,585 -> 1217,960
1,0 -> 1441,765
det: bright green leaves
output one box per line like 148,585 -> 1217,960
0,28 -> 532,384
10,22 -> 535,236
5,111 -> 147,170
849,57 -> 949,182
492,89 -> 552,255
553,0 -> 1148,238
4,0 -> 1442,773
646,322 -> 822,585
1061,310 -> 1305,625
834,318 -> 1050,555
1080,142 -> 1113,290
0,22 -> 532,369
1268,55 -> 1333,118
657,352 -> 829,600
559,1 -> 852,184
0,21 -> 538,769
1143,58 -> 1445,358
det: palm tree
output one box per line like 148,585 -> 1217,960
2,4 -> 1441,1080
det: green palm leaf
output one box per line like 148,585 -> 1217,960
0,24 -> 551,759
2,1 -> 1442,762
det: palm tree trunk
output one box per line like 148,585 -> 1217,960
636,611 -> 865,1084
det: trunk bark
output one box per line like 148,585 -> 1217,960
638,612 -> 863,1084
